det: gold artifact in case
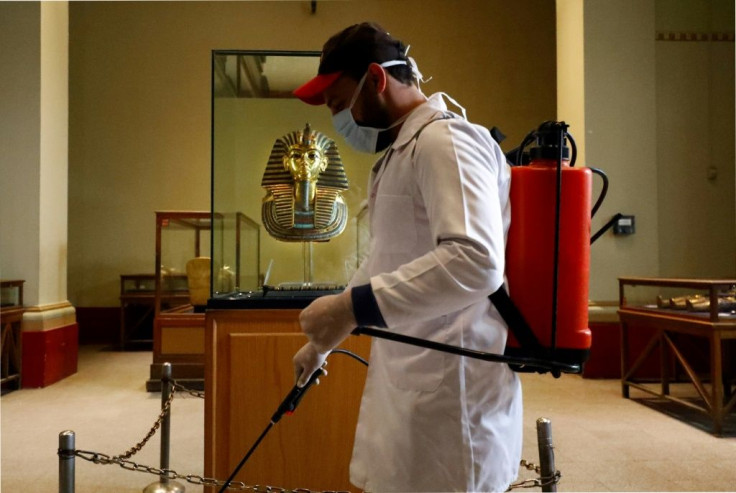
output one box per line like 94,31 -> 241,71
261,123 -> 349,242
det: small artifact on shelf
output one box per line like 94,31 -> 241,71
186,257 -> 211,306
657,294 -> 705,310
686,296 -> 736,313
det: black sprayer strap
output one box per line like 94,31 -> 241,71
488,286 -> 544,354
408,114 -> 551,363
352,326 -> 579,373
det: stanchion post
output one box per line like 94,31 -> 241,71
59,430 -> 75,493
143,362 -> 185,492
160,362 -> 172,484
536,418 -> 557,492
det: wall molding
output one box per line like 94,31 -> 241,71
22,301 -> 77,331
656,31 -> 734,42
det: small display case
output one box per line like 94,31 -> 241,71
618,277 -> 736,434
1,280 -> 25,393
619,277 -> 736,323
155,211 -> 212,313
147,210 -> 259,390
121,275 -> 156,294
0,280 -> 24,309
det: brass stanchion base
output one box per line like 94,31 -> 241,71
143,481 -> 186,493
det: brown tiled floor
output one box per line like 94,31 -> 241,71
2,346 -> 735,492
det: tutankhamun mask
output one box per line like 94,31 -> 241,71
261,124 -> 349,241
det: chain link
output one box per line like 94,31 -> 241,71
115,383 -> 176,460
507,459 -> 561,490
173,381 -> 206,399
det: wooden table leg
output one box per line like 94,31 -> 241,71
711,333 -> 724,435
661,331 -> 670,396
621,320 -> 630,398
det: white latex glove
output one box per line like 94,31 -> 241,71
293,342 -> 329,388
298,290 -> 357,354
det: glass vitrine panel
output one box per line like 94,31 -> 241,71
155,211 -> 212,313
211,50 -> 378,302
0,280 -> 23,309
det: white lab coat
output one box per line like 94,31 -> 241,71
348,93 -> 522,493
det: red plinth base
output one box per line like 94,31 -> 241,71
22,323 -> 79,388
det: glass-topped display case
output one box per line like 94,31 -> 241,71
209,50 -> 379,308
619,277 -> 736,323
155,211 -> 211,314
0,280 -> 23,309
1,280 -> 24,392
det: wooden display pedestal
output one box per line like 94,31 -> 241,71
147,312 -> 205,391
205,309 -> 370,493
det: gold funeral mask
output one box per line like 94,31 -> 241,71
261,124 -> 349,241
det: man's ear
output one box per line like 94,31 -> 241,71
366,62 -> 388,94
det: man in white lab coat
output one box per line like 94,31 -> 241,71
292,22 -> 522,492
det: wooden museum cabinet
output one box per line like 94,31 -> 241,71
204,307 -> 370,492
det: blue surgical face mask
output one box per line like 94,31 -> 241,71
332,60 -> 411,154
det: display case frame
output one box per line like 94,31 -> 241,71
147,210 -> 259,390
618,277 -> 736,434
1,280 -> 25,392
147,211 -> 213,390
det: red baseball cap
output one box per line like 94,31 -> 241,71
294,22 -> 407,105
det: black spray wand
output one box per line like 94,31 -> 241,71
217,367 -> 325,493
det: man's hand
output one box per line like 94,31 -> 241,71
298,290 -> 357,353
293,342 -> 329,388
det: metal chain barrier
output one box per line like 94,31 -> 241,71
70,449 -> 348,492
173,381 -> 205,399
507,459 -> 562,490
58,368 -> 559,492
116,385 -> 176,460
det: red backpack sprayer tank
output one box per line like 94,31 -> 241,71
500,121 -> 610,375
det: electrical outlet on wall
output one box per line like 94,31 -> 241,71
613,215 -> 635,235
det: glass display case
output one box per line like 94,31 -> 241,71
205,51 -> 377,484
619,277 -> 736,323
618,277 -> 736,434
155,211 -> 211,313
147,210 -> 259,390
210,50 -> 380,308
1,280 -> 25,392
1,280 -> 23,309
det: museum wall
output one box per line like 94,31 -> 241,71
67,0 -> 557,307
0,3 -> 42,301
654,0 -> 735,279
583,1 -> 660,300
66,0 -> 736,311
582,0 -> 734,301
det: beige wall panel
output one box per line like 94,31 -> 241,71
1,3 -> 41,303
655,0 -> 735,278
68,0 -> 556,306
584,0 -> 659,301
